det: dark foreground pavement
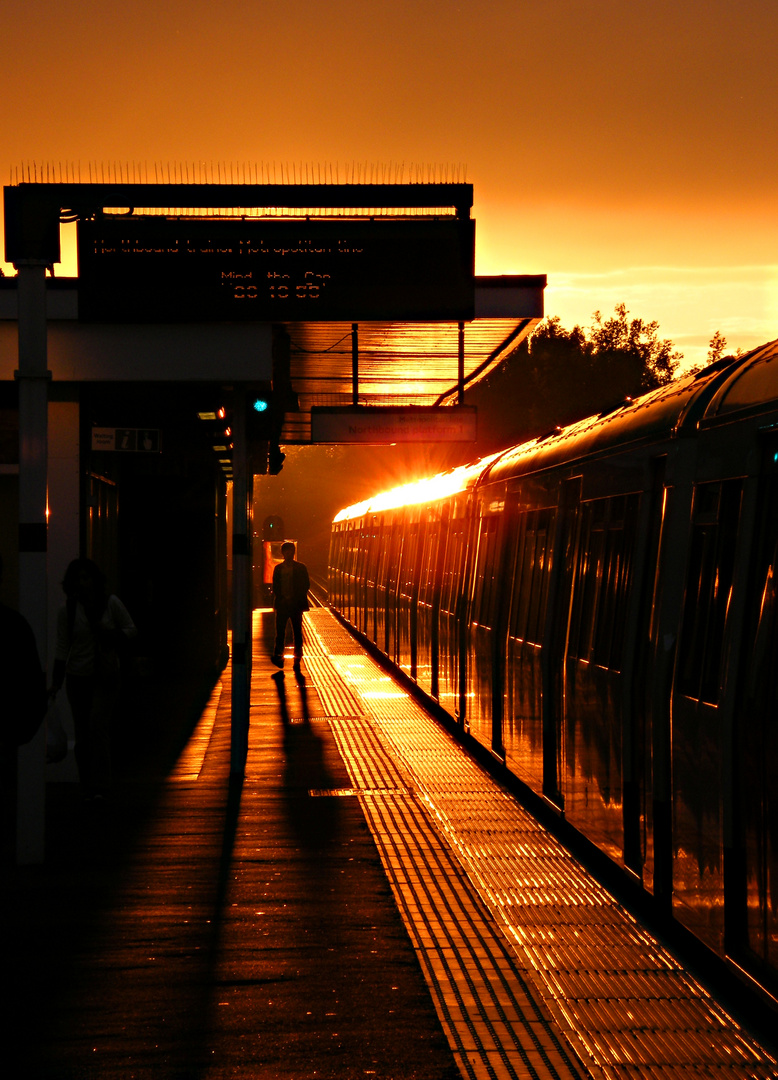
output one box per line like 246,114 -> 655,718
1,613 -> 460,1080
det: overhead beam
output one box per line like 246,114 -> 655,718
4,182 -> 474,264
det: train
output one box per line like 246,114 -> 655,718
328,337 -> 778,1000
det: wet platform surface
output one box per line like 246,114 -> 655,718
3,606 -> 777,1079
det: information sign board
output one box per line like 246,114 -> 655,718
77,217 -> 475,322
91,427 -> 161,452
310,406 -> 476,444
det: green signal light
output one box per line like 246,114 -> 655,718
252,398 -> 269,413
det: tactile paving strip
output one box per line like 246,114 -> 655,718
323,718 -> 585,1080
305,609 -> 778,1080
305,607 -> 367,655
302,654 -> 366,717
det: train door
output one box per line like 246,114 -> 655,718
365,516 -> 381,644
385,512 -> 404,663
622,458 -> 667,888
328,523 -> 342,609
344,520 -> 357,625
467,507 -> 504,754
417,504 -> 444,698
375,517 -> 392,653
354,519 -> 370,635
341,522 -> 352,626
397,514 -> 421,678
504,502 -> 557,795
541,475 -> 581,807
335,524 -> 347,612
672,478 -> 742,951
563,492 -> 641,863
732,447 -> 778,982
438,497 -> 469,724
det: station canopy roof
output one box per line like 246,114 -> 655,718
278,275 -> 545,442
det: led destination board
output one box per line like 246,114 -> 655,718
77,217 -> 475,322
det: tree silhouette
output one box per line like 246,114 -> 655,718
465,304 -> 682,456
707,330 -> 728,365
589,303 -> 682,391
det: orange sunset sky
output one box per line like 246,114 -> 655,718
4,0 -> 777,369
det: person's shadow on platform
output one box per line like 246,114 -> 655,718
271,666 -> 310,725
272,669 -> 340,852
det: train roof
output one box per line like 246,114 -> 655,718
703,337 -> 778,423
333,452 -> 503,522
332,339 -> 778,521
487,337 -> 778,484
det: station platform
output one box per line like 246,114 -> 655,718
4,605 -> 778,1080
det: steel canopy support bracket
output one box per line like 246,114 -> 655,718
230,385 -> 252,776
352,324 -> 359,407
458,322 -> 465,406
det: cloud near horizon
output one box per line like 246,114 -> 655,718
545,264 -> 778,370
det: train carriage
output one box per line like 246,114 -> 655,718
329,339 -> 778,998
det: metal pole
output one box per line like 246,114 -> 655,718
15,262 -> 49,864
230,386 -> 251,774
458,322 -> 465,406
352,323 -> 359,407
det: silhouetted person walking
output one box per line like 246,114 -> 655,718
271,542 -> 309,670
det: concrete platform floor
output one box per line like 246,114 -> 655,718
3,612 -> 459,1080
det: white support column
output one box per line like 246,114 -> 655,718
15,262 -> 50,864
230,386 -> 251,774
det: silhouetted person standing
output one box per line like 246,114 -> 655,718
271,542 -> 309,670
50,558 -> 136,800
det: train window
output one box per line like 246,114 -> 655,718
512,514 -> 533,640
473,515 -> 500,628
345,520 -> 354,574
377,520 -> 393,590
366,519 -> 381,585
355,525 -> 367,580
531,509 -> 555,644
387,513 -> 405,596
418,513 -> 440,609
593,528 -> 626,664
568,493 -> 640,671
440,512 -> 465,615
401,521 -> 420,597
340,525 -> 350,576
439,524 -> 453,613
569,525 -> 605,661
609,494 -> 626,525
592,498 -> 608,525
351,523 -> 361,574
694,482 -> 720,521
677,479 -> 742,704
509,507 -> 556,646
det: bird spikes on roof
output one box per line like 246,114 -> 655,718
11,162 -> 471,220
11,161 -> 468,186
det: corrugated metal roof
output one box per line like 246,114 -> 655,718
280,275 -> 544,441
